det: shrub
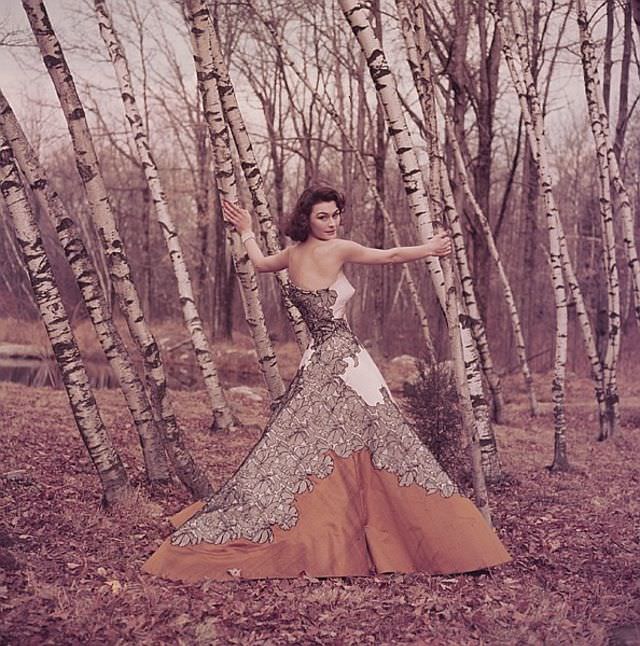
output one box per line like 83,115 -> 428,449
403,360 -> 471,489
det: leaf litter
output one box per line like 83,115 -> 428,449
0,371 -> 638,644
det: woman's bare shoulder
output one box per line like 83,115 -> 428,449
329,238 -> 363,257
285,242 -> 299,259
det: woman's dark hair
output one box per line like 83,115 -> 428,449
285,185 -> 345,242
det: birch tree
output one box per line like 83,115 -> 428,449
396,0 -> 506,424
506,2 -> 618,443
93,0 -> 236,433
22,0 -> 211,498
338,0 -> 499,513
575,1 -> 640,337
436,91 -> 538,417
184,0 -> 285,400
205,17 -> 309,351
489,0 -> 571,469
576,0 -> 622,438
613,1 -> 632,162
370,0 -> 389,353
0,133 -> 129,506
0,89 -> 171,484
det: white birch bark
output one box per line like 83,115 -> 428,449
557,218 -> 607,432
0,133 -> 129,506
205,21 -> 309,352
490,0 -> 570,469
21,0 -> 211,498
436,91 -> 538,416
93,0 -> 236,433
508,2 -> 611,442
446,274 -> 492,527
339,0 -> 499,509
0,89 -> 170,484
397,0 -> 506,425
185,0 -> 285,400
599,6 -> 640,328
607,161 -> 640,327
577,0 -> 629,437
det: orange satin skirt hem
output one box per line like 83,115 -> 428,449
142,450 -> 511,583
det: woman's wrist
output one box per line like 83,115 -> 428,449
240,230 -> 256,243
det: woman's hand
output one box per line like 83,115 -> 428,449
427,232 -> 453,257
222,200 -> 253,234
221,199 -> 290,272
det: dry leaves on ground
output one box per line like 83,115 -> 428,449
0,373 -> 639,645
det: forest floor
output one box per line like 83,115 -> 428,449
0,352 -> 639,645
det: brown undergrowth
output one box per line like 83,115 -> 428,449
0,369 -> 639,645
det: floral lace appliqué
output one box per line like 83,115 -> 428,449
171,284 -> 457,547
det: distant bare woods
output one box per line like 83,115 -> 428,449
0,1 -> 636,365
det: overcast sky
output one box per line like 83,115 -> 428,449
1,1 -> 200,147
0,1 -> 636,163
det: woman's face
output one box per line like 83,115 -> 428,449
308,201 -> 341,241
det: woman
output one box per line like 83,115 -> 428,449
142,186 -> 510,582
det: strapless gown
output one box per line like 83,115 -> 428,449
142,272 -> 510,581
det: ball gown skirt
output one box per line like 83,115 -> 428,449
143,273 -> 510,582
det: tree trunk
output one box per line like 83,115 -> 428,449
400,0 -> 506,425
471,1 -> 501,322
339,0 -> 498,514
213,184 -> 234,340
185,0 -> 285,401
0,133 -> 130,506
94,0 -> 236,433
0,89 -> 170,485
436,90 -> 539,417
205,16 -> 309,352
520,137 -> 538,366
603,0 -> 615,115
194,122 -> 211,319
371,0 -> 387,355
577,0 -> 623,437
490,0 -> 570,471
22,0 -> 211,498
519,1 -> 540,375
447,273 -> 492,528
614,1 -> 632,161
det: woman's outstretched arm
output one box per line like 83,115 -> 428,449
334,235 -> 452,265
221,200 -> 289,273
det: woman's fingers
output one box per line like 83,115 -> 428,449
432,232 -> 452,256
222,200 -> 239,212
222,200 -> 243,224
221,201 -> 252,234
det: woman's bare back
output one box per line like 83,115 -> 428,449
287,240 -> 344,291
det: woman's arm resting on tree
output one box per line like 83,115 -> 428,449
221,200 -> 289,272
243,242 -> 289,272
336,234 -> 452,265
